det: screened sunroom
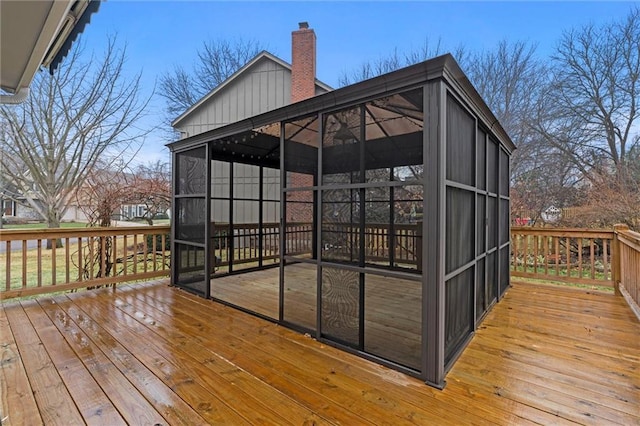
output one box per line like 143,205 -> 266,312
168,54 -> 514,388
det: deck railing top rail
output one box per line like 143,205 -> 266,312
511,226 -> 615,239
0,225 -> 170,241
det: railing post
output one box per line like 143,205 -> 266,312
416,221 -> 423,273
612,224 -> 629,297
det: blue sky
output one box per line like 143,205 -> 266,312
81,1 -> 638,163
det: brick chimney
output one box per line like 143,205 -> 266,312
288,22 -> 317,223
291,22 -> 316,103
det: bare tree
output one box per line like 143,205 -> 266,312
338,38 -> 466,86
73,160 -> 132,280
338,39 -> 547,182
533,7 -> 640,181
0,37 -> 150,238
510,153 -> 585,225
159,38 -> 266,119
560,142 -> 640,230
76,159 -> 131,227
463,41 -> 549,184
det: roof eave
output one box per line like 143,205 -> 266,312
12,1 -> 75,94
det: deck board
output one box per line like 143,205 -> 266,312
4,302 -> 85,426
0,302 -> 43,426
20,300 -> 126,426
35,297 -> 184,426
1,279 -> 639,425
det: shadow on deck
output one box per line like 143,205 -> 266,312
1,279 -> 639,425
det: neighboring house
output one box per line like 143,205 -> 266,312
1,198 -> 41,221
119,204 -> 171,220
2,167 -> 170,224
120,204 -> 148,220
2,191 -> 88,222
1,193 -> 84,222
1,170 -> 88,222
172,22 -> 331,225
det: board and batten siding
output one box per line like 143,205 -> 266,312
177,57 -> 291,137
178,55 -> 327,232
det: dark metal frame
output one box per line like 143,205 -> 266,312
168,54 -> 515,389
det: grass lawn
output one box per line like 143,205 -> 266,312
2,222 -> 89,230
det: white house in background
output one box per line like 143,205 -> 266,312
171,22 -> 331,225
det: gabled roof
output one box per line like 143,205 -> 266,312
171,50 -> 333,128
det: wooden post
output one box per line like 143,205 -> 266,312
210,221 -> 216,273
416,221 -> 423,272
612,224 -> 629,297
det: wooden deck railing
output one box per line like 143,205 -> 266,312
3,223 -> 639,317
209,221 -> 421,269
1,225 -> 170,300
510,227 -> 615,287
209,222 -> 313,269
614,224 -> 640,317
322,222 -> 421,268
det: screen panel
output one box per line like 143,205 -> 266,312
500,199 -> 510,245
500,148 -> 510,197
323,105 -> 362,181
285,191 -> 314,259
211,160 -> 230,198
177,147 -> 207,195
175,243 -> 207,296
285,115 -> 319,184
446,95 -> 475,186
364,273 -> 421,371
446,187 -> 474,273
283,261 -> 317,331
445,267 -> 474,364
487,251 -> 497,304
477,195 -> 486,255
487,196 -> 498,249
476,258 -> 486,321
321,189 -> 358,264
476,128 -> 486,190
500,246 -> 510,295
175,198 -> 206,243
321,267 -> 360,347
233,163 -> 260,200
487,138 -> 498,194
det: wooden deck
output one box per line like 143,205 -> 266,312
1,280 -> 639,425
